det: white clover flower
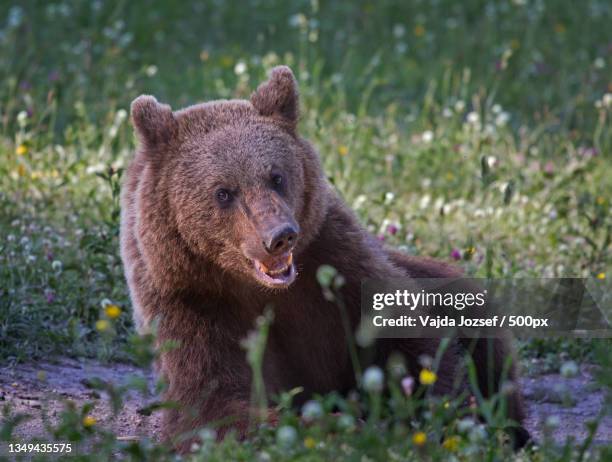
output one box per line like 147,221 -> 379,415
257,451 -> 272,462
560,361 -> 578,378
395,42 -> 407,54
393,24 -> 406,38
487,156 -> 497,168
276,425 -> 298,448
421,130 -> 434,143
466,111 -> 480,124
384,192 -> 395,204
145,65 -> 158,77
457,418 -> 476,432
469,425 -> 487,442
86,163 -> 106,174
233,61 -> 247,76
419,194 -> 431,209
262,52 -> 279,68
51,260 -> 63,272
603,93 -> 612,108
492,104 -> 502,114
8,6 -> 24,28
17,110 -> 28,126
199,428 -> 217,443
337,414 -> 356,430
454,100 -> 465,113
363,366 -> 384,392
353,194 -> 367,209
594,57 -> 605,69
301,400 -> 324,422
442,107 -> 453,118
495,111 -> 510,126
116,109 -> 128,121
288,13 -> 307,28
330,73 -> 343,85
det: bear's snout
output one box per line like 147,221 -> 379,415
262,224 -> 298,255
242,218 -> 299,288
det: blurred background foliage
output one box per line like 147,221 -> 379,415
2,0 -> 611,129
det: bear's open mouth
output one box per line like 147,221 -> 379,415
252,252 -> 296,287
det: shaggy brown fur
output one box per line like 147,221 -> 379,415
120,66 -> 527,452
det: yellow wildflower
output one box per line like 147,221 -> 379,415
95,319 -> 110,332
16,144 -> 28,156
338,145 -> 349,156
304,436 -> 316,449
83,415 -> 96,427
596,196 -> 605,205
105,304 -> 122,319
419,369 -> 437,386
414,25 -> 425,37
442,435 -> 460,452
596,272 -> 605,280
412,431 -> 427,446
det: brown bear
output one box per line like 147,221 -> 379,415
120,66 -> 527,452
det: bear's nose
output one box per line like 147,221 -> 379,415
263,225 -> 298,255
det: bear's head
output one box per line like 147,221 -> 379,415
130,66 -> 328,291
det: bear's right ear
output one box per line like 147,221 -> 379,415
130,95 -> 178,147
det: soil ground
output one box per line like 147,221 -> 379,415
0,358 -> 610,451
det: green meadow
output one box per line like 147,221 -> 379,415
0,1 -> 610,460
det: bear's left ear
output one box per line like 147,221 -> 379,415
250,66 -> 299,128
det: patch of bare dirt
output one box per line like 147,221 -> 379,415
522,365 -> 611,446
1,358 -> 610,447
0,358 -> 161,444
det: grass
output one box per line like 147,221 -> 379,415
0,0 -> 611,460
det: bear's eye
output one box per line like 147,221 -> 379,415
271,174 -> 283,188
215,189 -> 232,204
